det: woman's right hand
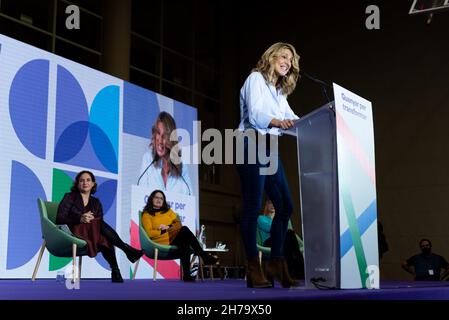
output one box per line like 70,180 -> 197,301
81,212 -> 95,224
270,118 -> 295,130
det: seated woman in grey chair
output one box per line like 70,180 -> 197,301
57,170 -> 143,282
142,189 -> 218,282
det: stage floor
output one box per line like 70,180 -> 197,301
1,279 -> 449,300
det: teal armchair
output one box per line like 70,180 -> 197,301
132,212 -> 191,281
256,220 -> 304,262
32,198 -> 88,282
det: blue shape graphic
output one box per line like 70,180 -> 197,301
54,65 -> 89,163
123,82 -> 159,138
54,121 -> 89,162
94,178 -> 117,217
7,161 -> 47,269
61,126 -> 110,173
340,200 -> 377,258
90,85 -> 119,173
54,65 -> 119,173
9,59 -> 49,159
89,123 -> 118,173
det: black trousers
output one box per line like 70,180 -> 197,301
171,226 -> 206,275
98,221 -> 128,271
263,229 -> 305,280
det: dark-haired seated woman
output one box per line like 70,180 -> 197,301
56,170 -> 143,282
142,190 -> 218,282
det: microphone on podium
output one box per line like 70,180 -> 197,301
299,70 -> 333,103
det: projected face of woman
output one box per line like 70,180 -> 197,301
154,121 -> 168,158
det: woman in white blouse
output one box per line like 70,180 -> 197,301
236,42 -> 300,288
138,111 -> 193,196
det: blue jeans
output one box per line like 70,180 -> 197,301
236,133 -> 294,260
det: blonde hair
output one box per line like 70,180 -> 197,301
253,42 -> 300,96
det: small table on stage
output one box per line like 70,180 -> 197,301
196,248 -> 229,281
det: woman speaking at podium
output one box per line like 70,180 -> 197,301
236,42 -> 300,288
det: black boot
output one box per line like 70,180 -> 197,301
100,222 -> 144,263
99,245 -> 123,283
111,268 -> 124,283
124,244 -> 144,263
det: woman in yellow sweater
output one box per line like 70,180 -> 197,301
142,190 -> 218,281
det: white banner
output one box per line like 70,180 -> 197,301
334,83 -> 379,289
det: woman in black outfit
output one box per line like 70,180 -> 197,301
57,170 -> 143,282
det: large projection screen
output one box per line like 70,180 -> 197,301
0,34 -> 198,279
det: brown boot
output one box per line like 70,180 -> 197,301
281,260 -> 299,287
246,258 -> 272,288
261,261 -> 275,287
266,258 -> 298,288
